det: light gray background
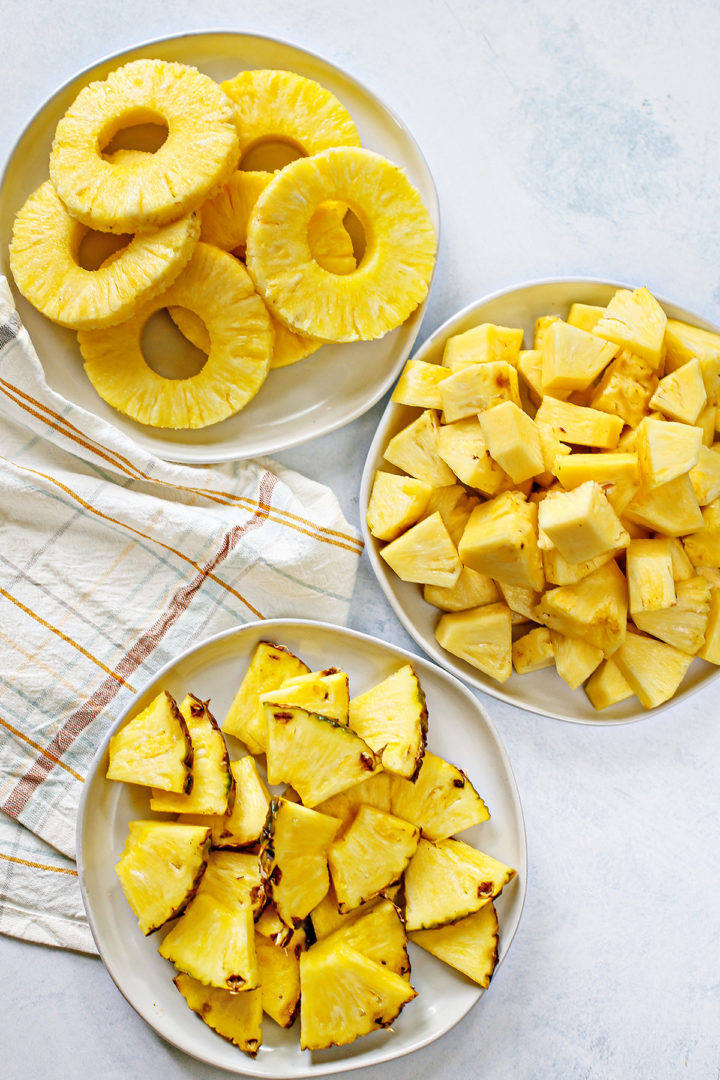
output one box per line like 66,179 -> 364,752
1,2 -> 719,1078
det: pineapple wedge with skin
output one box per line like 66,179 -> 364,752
264,703 -> 381,807
589,349 -> 659,430
384,410 -> 457,487
613,630 -> 693,709
255,923 -> 306,1028
534,396 -> 623,449
650,358 -> 707,424
174,973 -> 262,1055
391,359 -> 451,409
551,452 -> 640,516
366,470 -> 433,541
193,850 -> 266,919
150,694 -> 233,816
535,559 -> 628,656
684,499 -> 720,566
424,567 -> 500,612
390,751 -> 490,841
419,484 -> 480,546
328,805 -> 420,912
409,900 -> 499,989
380,511 -> 462,588
689,446 -> 720,505
512,626 -> 554,673
626,539 -> 676,614
540,320 -> 617,393
299,941 -> 416,1051
159,892 -> 259,991
632,575 -> 710,654
459,491 -> 544,591
442,323 -> 523,368
624,473 -> 704,536
437,417 -> 515,495
348,664 -> 428,780
439,360 -> 520,421
478,401 -> 544,484
106,691 -> 192,793
263,668 -> 350,724
315,773 -> 394,833
319,897 -> 410,980
584,658 -> 635,711
592,286 -> 667,367
223,641 -> 309,755
115,821 -> 211,936
404,837 -> 515,931
435,602 -> 513,683
550,632 -> 603,689
537,482 -> 630,564
260,798 -> 341,929
181,756 -> 270,849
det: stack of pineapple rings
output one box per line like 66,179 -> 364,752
106,641 -> 516,1054
9,59 -> 436,429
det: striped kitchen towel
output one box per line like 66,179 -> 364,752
0,276 -> 363,952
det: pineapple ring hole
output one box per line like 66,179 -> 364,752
340,209 -> 367,267
141,310 -> 208,380
77,229 -> 132,271
240,138 -> 305,172
101,117 -> 169,158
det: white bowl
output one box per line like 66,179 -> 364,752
0,32 -> 438,464
360,277 -> 720,725
77,619 -> 526,1077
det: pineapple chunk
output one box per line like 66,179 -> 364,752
409,900 -> 498,988
696,404 -> 717,446
106,691 -> 192,793
366,471 -> 432,541
624,473 -> 704,536
419,483 -> 479,545
541,320 -> 617,393
550,632 -> 603,689
424,566 -> 500,612
534,424 -> 571,488
613,630 -> 692,708
589,349 -> 659,429
567,302 -> 605,332
383,410 -> 456,487
348,664 -> 428,779
689,446 -> 720,505
442,323 -> 523,368
542,544 -> 617,586
533,314 -> 561,350
263,668 -> 350,724
150,695 -> 233,816
255,923 -> 306,1028
158,893 -> 259,991
458,491 -> 544,591
180,756 -> 270,849
260,798 -> 341,929
537,482 -> 629,563
592,286 -> 667,367
684,499 -> 720,566
437,417 -> 513,495
512,626 -> 554,673
328,805 -> 420,911
390,751 -> 490,840
315,773 -> 394,832
404,837 -> 515,931
174,974 -> 262,1055
552,452 -> 640,515
194,851 -> 265,918
650,358 -> 707,424
626,539 -> 676,614
439,360 -> 520,421
223,641 -> 309,755
391,358 -> 451,408
517,348 -> 548,405
534,396 -> 623,449
664,318 -> 720,403
584,658 -> 634,710
319,897 -> 410,980
667,537 -> 696,581
380,511 -> 461,588
636,416 -> 702,488
435,603 -> 513,683
698,588 -> 720,664
632,575 -> 710,654
478,400 -> 544,483
535,560 -> 628,656
496,582 -> 542,621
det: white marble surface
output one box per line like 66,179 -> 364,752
2,2 -> 720,1077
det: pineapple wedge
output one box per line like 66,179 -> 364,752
636,417 -> 702,489
255,923 -> 306,1028
439,360 -> 520,421
106,691 -> 192,793
541,320 -> 617,393
442,323 -> 523,368
158,892 -> 259,991
684,499 -> 720,566
435,603 -> 513,682
512,626 -> 554,673
698,588 -> 720,663
535,559 -> 628,656
458,491 -> 544,591
348,664 -> 428,779
384,410 -> 456,487
263,667 -> 350,724
404,837 -> 515,931
180,756 -> 270,849
389,751 -> 490,840
315,773 -> 394,832
328,805 -> 420,911
533,315 -> 561,350
260,798 -> 341,929
150,694 -> 233,816
689,446 -> 720,506
174,974 -> 262,1055
624,473 -> 704,536
419,483 -> 480,545
567,302 -> 605,332
223,641 -> 309,755
550,632 -> 603,689
409,900 -> 499,988
391,358 -> 451,409
613,630 -> 692,708
496,582 -> 542,622
650,358 -> 707,424
592,286 -> 667,367
664,318 -> 720,403
542,544 -> 617,587
319,897 -> 410,980
366,471 -> 432,541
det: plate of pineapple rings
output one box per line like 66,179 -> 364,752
0,32 -> 438,462
361,278 -> 720,724
78,619 -> 526,1076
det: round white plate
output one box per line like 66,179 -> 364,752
77,618 -> 526,1077
0,32 -> 438,463
360,277 -> 720,725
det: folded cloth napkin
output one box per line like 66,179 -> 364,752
0,277 -> 363,952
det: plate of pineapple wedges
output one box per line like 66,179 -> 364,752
0,32 -> 438,462
78,619 -> 525,1076
362,278 -> 720,724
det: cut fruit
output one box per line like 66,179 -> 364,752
632,575 -> 710,654
384,410 -> 457,487
478,401 -> 544,484
409,900 -> 499,988
389,751 -> 490,840
262,668 -> 350,724
424,567 -> 500,612
624,473 -> 704,536
255,923 -> 306,1028
260,797 -> 341,928
315,772 -> 394,832
437,417 -> 515,495
592,286 -> 667,367
319,897 -> 410,980
380,511 -> 461,588
223,641 -> 309,755
435,603 -> 513,683
612,630 -> 692,709
512,626 -> 554,674
391,358 -> 451,409
534,397 -> 623,449
347,663 -> 428,779
534,559 -> 628,656
438,360 -> 520,421
458,491 -> 544,591
328,805 -> 420,911
194,851 -> 266,918
180,755 -> 270,849
150,694 -> 233,816
537,482 -> 629,564
584,658 -> 634,711
550,632 -> 603,689
589,349 -> 659,430
366,471 -> 432,541
404,837 -> 515,931
419,484 -> 480,545
174,973 -> 262,1055
106,690 -> 192,793
626,539 -> 676,614
684,499 -> 720,566
541,320 -> 617,392
158,892 -> 259,991
442,323 -> 523,368
636,417 -> 702,489
650,358 -> 707,424
551,452 -> 640,517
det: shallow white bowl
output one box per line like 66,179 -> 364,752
360,277 -> 720,725
77,618 -> 526,1077
0,32 -> 438,463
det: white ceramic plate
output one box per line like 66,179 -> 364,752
77,618 -> 526,1077
360,277 -> 720,725
0,32 -> 438,463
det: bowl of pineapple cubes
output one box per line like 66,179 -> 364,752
361,278 -> 720,724
77,618 -> 525,1077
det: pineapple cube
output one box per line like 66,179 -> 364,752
683,499 -> 720,566
624,473 -> 704,536
436,417 -> 513,495
567,302 -> 605,332
584,658 -> 634,710
424,567 -> 500,612
534,396 -> 623,449
592,286 -> 667,367
535,560 -> 628,656
541,320 -> 617,393
689,445 -> 720,505
613,630 -> 692,708
650,357 -> 707,424
636,416 -> 702,489
443,323 -> 523,368
458,491 -> 544,591
420,484 -> 479,546
380,512 -> 461,588
439,361 -> 520,421
542,544 -> 617,586
533,314 -> 561,350
550,632 -> 603,689
435,602 -> 513,683
366,471 -> 432,541
384,410 -> 456,487
537,482 -> 630,563
589,349 -> 659,429
478,401 -> 544,483
552,452 -> 640,515
698,588 -> 720,664
391,359 -> 451,409
632,575 -> 710,654
626,538 -> 676,614
664,318 -> 720,403
512,626 -> 554,673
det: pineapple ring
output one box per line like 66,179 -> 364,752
50,59 -> 240,234
220,69 -> 361,165
246,147 -> 437,343
78,243 -> 273,430
168,304 -> 321,371
9,180 -> 200,330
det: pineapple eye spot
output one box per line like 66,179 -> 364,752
240,138 -> 305,172
102,120 -> 169,157
77,230 -> 131,271
141,310 -> 208,380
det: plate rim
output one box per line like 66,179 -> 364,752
359,274 -> 720,726
76,616 -> 526,1078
